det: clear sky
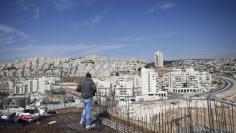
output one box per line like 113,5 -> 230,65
0,0 -> 236,63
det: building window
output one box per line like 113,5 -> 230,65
25,85 -> 28,93
30,81 -> 33,92
16,86 -> 20,94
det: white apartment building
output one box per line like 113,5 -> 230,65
132,75 -> 142,96
93,79 -> 112,104
8,77 -> 59,95
185,68 -> 199,88
165,68 -> 212,94
141,68 -> 159,95
166,68 -> 183,89
140,68 -> 167,100
94,69 -> 167,102
13,81 -> 28,95
114,77 -> 133,101
28,79 -> 39,93
199,72 -> 212,88
94,79 -> 111,97
154,51 -> 164,68
37,76 -> 55,94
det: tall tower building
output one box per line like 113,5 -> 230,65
154,51 -> 164,68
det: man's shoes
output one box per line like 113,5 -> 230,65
86,124 -> 95,129
80,121 -> 86,127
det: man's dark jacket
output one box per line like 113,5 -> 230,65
77,77 -> 97,99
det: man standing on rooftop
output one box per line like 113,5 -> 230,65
77,72 -> 97,129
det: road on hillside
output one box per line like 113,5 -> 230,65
205,76 -> 236,100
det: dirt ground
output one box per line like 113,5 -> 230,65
0,107 -> 118,133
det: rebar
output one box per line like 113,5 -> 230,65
96,99 -> 236,133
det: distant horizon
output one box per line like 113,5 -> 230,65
1,0 -> 236,63
0,54 -> 235,64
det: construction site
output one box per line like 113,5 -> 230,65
0,97 -> 235,133
105,99 -> 236,133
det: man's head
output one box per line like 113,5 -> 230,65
86,72 -> 91,78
